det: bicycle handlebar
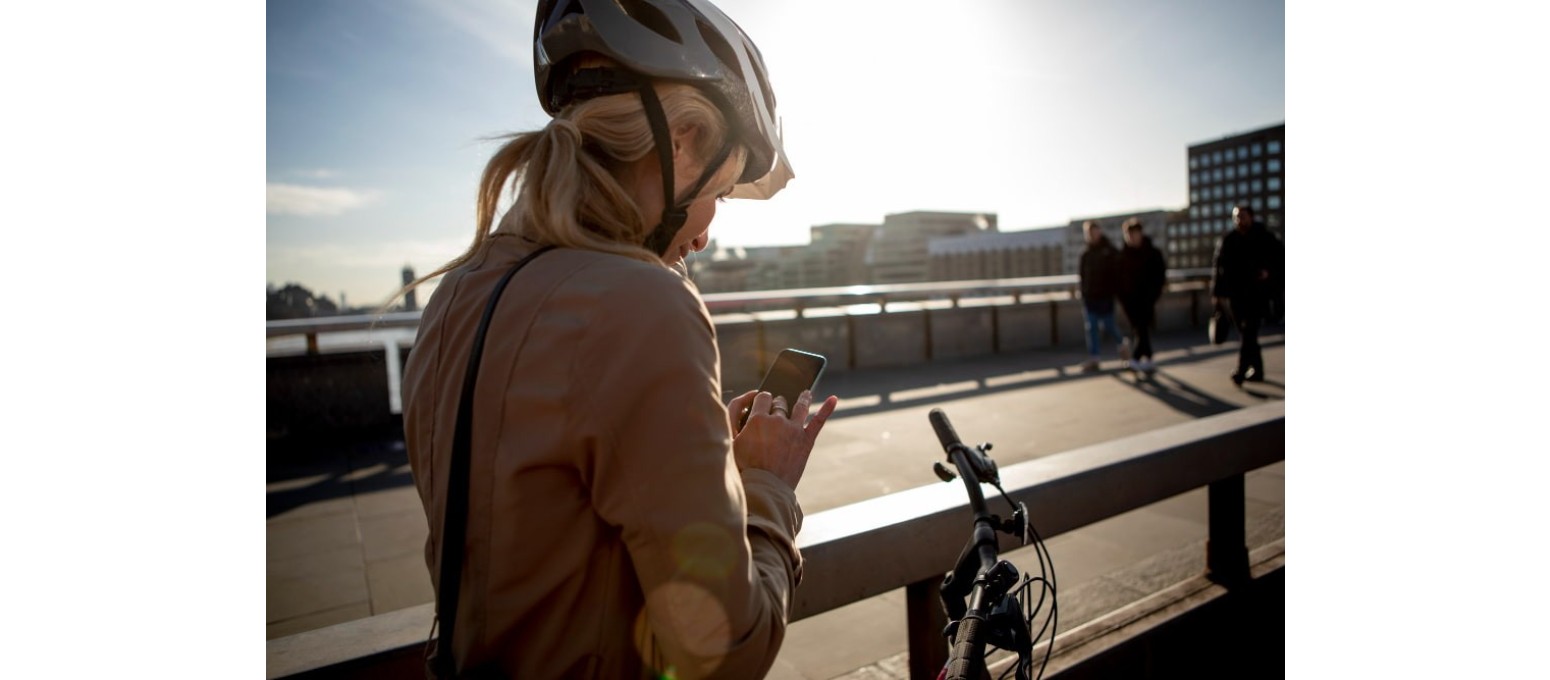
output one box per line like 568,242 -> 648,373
930,408 -> 966,456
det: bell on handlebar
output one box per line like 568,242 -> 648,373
933,461 -> 957,483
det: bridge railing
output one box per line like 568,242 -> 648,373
266,401 -> 1284,680
266,269 -> 1215,345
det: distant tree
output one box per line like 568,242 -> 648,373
267,283 -> 339,320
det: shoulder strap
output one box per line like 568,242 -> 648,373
431,244 -> 557,679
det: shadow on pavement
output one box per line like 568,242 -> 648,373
821,333 -> 1283,421
267,434 -> 414,518
1107,369 -> 1239,418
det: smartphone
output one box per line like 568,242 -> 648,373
740,348 -> 827,428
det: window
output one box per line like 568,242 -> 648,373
1252,197 -> 1264,211
1225,165 -> 1236,180
1189,156 -> 1199,169
1268,159 -> 1281,173
1268,195 -> 1281,209
1252,143 -> 1263,157
1238,145 -> 1249,159
1238,163 -> 1247,176
1268,140 -> 1281,154
1224,148 -> 1235,162
1212,150 -> 1223,164
1252,161 -> 1263,175
1190,190 -> 1199,203
1190,206 -> 1198,218
1268,177 -> 1281,191
1238,181 -> 1248,195
1225,183 -> 1236,198
1213,168 -> 1223,181
1251,179 -> 1263,192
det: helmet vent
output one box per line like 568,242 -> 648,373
697,19 -> 742,80
618,0 -> 682,44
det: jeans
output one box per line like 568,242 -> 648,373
1083,306 -> 1122,358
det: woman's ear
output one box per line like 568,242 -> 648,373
670,123 -> 703,163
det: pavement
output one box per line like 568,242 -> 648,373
266,327 -> 1286,678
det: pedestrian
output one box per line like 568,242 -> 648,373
1078,220 -> 1124,372
1211,204 -> 1285,386
1117,217 -> 1167,373
396,1 -> 838,677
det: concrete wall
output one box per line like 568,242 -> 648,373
850,311 -> 927,369
995,302 -> 1056,353
267,287 -> 1226,435
267,351 -> 392,436
928,307 -> 994,360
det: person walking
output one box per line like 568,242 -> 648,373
1211,204 -> 1285,386
1078,220 -> 1124,372
1117,217 -> 1167,374
395,1 -> 837,677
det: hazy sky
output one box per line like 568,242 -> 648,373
267,0 -> 1284,308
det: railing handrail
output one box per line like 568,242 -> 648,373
266,401 -> 1283,679
266,268 -> 1214,338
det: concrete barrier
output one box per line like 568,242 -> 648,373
267,285 -> 1244,435
927,306 -> 994,360
850,310 -> 928,369
994,302 -> 1055,352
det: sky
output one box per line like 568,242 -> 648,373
266,0 -> 1285,308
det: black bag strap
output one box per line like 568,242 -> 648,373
430,244 -> 557,679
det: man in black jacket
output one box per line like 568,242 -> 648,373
1118,218 -> 1167,373
1211,204 -> 1285,386
1078,220 -> 1124,373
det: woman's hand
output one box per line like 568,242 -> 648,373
727,389 -> 839,490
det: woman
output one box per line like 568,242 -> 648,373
397,1 -> 837,677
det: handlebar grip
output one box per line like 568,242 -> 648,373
943,614 -> 985,680
929,408 -> 963,454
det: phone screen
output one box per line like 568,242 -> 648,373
743,349 -> 827,426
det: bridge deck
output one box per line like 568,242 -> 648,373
266,328 -> 1286,679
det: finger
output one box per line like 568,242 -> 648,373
770,395 -> 788,415
727,389 -> 759,412
728,389 -> 760,431
790,390 -> 814,423
750,391 -> 773,419
803,396 -> 839,446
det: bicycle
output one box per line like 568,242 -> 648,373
927,408 -> 1058,680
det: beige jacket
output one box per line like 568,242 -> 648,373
402,233 -> 802,679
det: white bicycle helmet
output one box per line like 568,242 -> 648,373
533,0 -> 793,253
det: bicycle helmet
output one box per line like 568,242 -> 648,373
533,0 -> 793,255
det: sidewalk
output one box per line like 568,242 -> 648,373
267,329 -> 1286,677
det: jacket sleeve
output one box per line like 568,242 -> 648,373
576,267 -> 801,680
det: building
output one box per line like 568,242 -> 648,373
401,265 -> 418,312
1173,123 -> 1285,269
866,211 -> 997,284
1062,210 -> 1173,274
800,223 -> 875,288
927,227 -> 1066,281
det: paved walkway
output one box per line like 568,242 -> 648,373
266,328 -> 1286,677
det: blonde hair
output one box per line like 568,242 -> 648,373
390,82 -> 746,306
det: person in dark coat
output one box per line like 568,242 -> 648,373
1117,218 -> 1167,373
1211,204 -> 1285,386
1078,220 -> 1123,372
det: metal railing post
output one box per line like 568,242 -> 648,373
1206,473 -> 1250,586
906,576 -> 948,680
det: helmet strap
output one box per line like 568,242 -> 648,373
636,84 -> 734,257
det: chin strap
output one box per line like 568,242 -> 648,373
635,84 -> 734,257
